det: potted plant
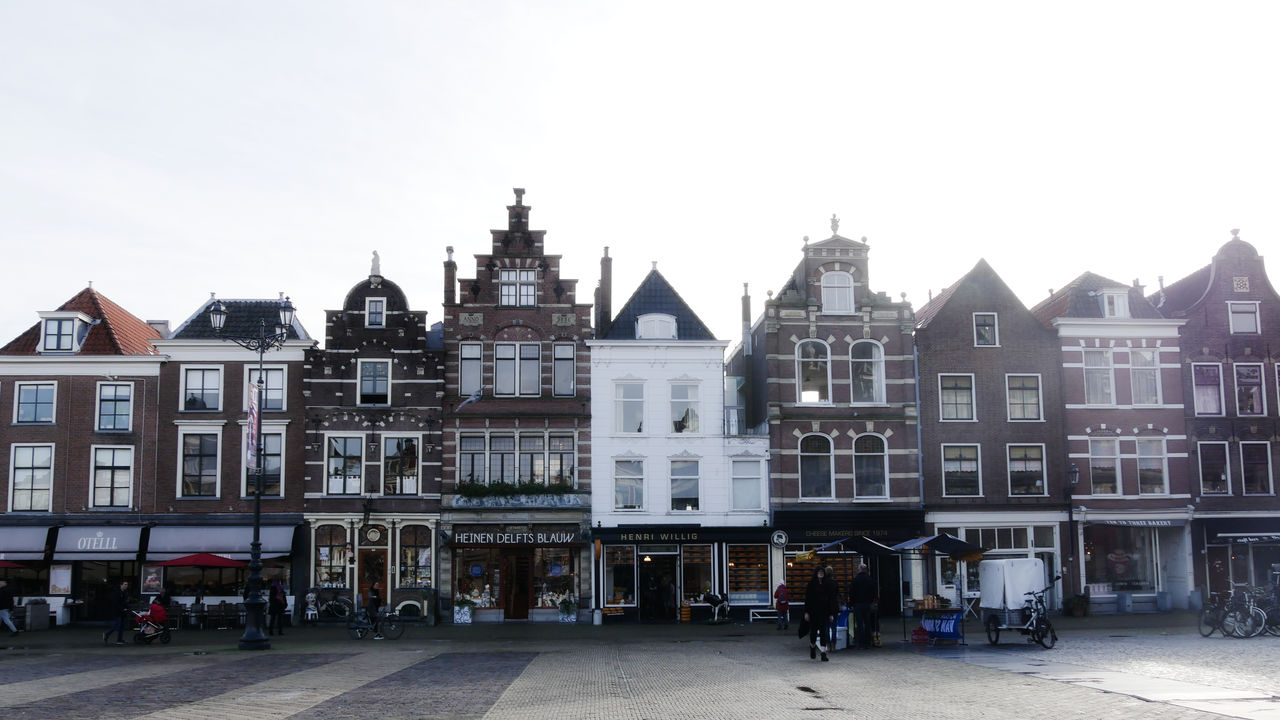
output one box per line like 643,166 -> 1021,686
558,598 -> 577,623
453,597 -> 476,625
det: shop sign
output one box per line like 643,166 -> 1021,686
454,530 -> 580,545
1099,520 -> 1178,527
612,530 -> 705,542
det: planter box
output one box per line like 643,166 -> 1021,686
453,606 -> 473,624
474,608 -> 504,623
529,609 -> 560,623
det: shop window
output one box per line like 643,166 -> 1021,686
681,545 -> 712,604
533,548 -> 575,608
1084,525 -> 1156,593
10,444 -> 53,511
942,445 -> 980,497
1136,438 -> 1167,495
1241,442 -> 1272,495
799,434 -> 833,500
383,436 -> 419,495
1083,350 -> 1114,405
398,526 -> 432,588
315,525 -> 348,586
670,384 -> 699,433
670,460 -> 700,511
327,436 -> 363,495
455,548 -> 500,607
796,340 -> 830,404
1236,363 -> 1266,416
727,545 -> 769,604
854,434 -> 887,498
1088,438 -> 1119,494
850,340 -> 885,405
1198,441 -> 1230,495
604,546 -> 636,606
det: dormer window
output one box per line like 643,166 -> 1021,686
1100,292 -> 1129,318
365,298 -> 386,328
37,312 -> 90,353
636,313 -> 677,340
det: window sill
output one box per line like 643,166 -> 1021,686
176,496 -> 222,501
942,494 -> 984,499
94,429 -> 133,434
939,419 -> 979,423
797,497 -> 839,503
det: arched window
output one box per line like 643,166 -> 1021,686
850,340 -> 885,405
637,313 -> 677,339
796,340 -> 831,404
853,434 -> 887,498
821,271 -> 854,314
799,434 -> 833,499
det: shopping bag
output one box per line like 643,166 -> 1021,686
796,618 -> 810,639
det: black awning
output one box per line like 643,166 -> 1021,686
1199,517 -> 1280,544
146,526 -> 296,560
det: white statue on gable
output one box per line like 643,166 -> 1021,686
371,250 -> 381,277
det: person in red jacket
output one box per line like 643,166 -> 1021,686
773,582 -> 790,630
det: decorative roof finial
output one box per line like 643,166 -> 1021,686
651,261 -> 657,272
831,214 -> 839,235
371,250 -> 381,277
1232,228 -> 1240,239
514,188 -> 525,206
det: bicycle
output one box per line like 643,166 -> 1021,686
319,595 -> 353,620
984,575 -> 1059,649
1198,591 -> 1227,637
1221,587 -> 1267,638
347,606 -> 404,640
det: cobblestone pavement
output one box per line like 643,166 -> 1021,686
0,615 -> 1273,720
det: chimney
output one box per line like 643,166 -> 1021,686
146,320 -> 170,337
741,283 -> 752,357
444,246 -> 457,305
596,247 -> 612,336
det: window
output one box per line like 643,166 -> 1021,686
731,459 -> 762,510
850,340 -> 885,404
1228,302 -> 1260,334
553,343 -> 575,396
670,384 -> 699,433
973,313 -> 998,346
1192,363 -> 1223,415
1136,438 -> 1167,495
1100,292 -> 1129,318
246,367 -> 285,411
854,434 -> 888,497
365,298 -> 386,328
96,383 -> 132,431
252,432 -> 283,497
499,269 -> 536,307
604,546 -> 636,605
1241,442 -> 1272,495
10,444 -> 52,511
91,446 -> 133,508
1006,375 -> 1042,421
799,434 -> 833,499
614,459 -> 643,509
942,445 -> 980,496
399,526 -> 432,588
326,436 -> 363,495
519,436 -> 545,483
1235,363 -> 1266,416
682,545 -> 713,604
458,435 -> 486,484
358,360 -> 390,405
796,340 -> 830,403
1083,350 -> 1114,405
42,318 -> 75,351
671,459 -> 699,511
726,545 -> 769,600
1198,442 -> 1230,495
1089,438 -> 1119,494
15,382 -> 55,423
615,383 -> 644,433
939,374 -> 974,421
495,343 -> 539,396
1008,445 -> 1045,496
548,435 -> 575,484
636,313 -> 677,339
488,436 -> 516,483
821,271 -> 854,313
459,343 -> 482,396
1129,349 -> 1161,405
383,436 -> 419,495
314,525 -> 348,586
182,367 -> 221,411
181,432 -> 220,497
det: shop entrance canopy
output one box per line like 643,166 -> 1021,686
891,533 -> 986,561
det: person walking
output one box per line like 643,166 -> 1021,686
102,580 -> 131,645
803,568 -> 835,661
267,580 -> 288,636
368,582 -> 385,639
0,580 -> 18,636
849,564 -> 877,649
773,582 -> 790,630
823,565 -> 840,651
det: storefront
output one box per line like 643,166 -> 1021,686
447,523 -> 584,622
52,525 -> 143,622
927,516 -> 1061,611
1080,514 -> 1191,612
593,526 -> 772,623
308,516 -> 437,618
0,525 -> 53,602
1197,517 -> 1280,596
143,524 -> 299,603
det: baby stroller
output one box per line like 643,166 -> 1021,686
131,607 -> 172,645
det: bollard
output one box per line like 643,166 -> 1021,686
593,608 -> 602,625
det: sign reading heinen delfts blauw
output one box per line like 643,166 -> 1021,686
452,525 -> 581,545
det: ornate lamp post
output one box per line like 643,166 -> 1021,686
209,294 -> 295,651
1065,463 -> 1080,595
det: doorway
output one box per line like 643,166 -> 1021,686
504,552 -> 532,619
357,549 -> 386,611
638,554 -> 678,622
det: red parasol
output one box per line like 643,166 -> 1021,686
151,553 -> 247,568
0,559 -> 27,569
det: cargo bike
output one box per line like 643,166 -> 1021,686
979,558 -> 1059,649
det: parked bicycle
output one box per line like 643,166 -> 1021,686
1201,587 -> 1268,638
1198,591 -> 1228,637
347,606 -> 404,640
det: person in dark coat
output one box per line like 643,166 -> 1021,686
849,564 -> 877,649
804,568 -> 836,661
267,580 -> 288,636
102,580 -> 131,645
823,565 -> 840,650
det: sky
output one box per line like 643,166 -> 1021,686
3,2 -> 1279,349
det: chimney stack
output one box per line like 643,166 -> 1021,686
444,246 -> 457,305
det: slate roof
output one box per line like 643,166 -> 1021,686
1030,272 -> 1163,326
601,269 -> 716,341
0,287 -> 161,356
169,298 -> 311,341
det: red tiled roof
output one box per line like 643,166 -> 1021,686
0,288 -> 160,356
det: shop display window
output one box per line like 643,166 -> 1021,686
399,525 -> 432,588
605,546 -> 636,606
533,548 -> 575,608
784,550 -> 860,604
1084,525 -> 1155,593
681,545 -> 712,603
315,525 -> 348,586
727,545 -> 770,603
455,548 -> 501,607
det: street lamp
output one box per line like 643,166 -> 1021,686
209,294 -> 295,651
1065,463 -> 1080,595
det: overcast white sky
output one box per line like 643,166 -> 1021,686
3,2 -> 1278,348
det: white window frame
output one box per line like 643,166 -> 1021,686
1228,301 -> 1260,334
177,425 -> 223,499
1192,362 -> 1224,416
670,458 -> 700,512
1101,292 -> 1129,318
246,365 -> 288,412
14,380 -> 57,424
1007,444 -> 1047,496
615,382 -> 644,433
941,444 -> 982,498
1198,441 -> 1231,495
89,444 -> 134,509
365,297 -> 386,328
798,433 -> 835,501
357,359 -> 392,406
1005,374 -> 1043,422
1128,349 -> 1162,406
973,312 -> 999,347
795,339 -> 832,405
499,269 -> 537,307
240,423 -> 286,498
95,381 -> 133,432
939,373 -> 976,422
669,383 -> 700,434
849,339 -> 886,405
1136,437 -> 1168,495
614,458 -> 644,510
1088,438 -> 1120,495
9,443 -> 53,512
853,433 -> 889,499
1241,441 -> 1273,496
180,365 -> 224,412
1083,350 -> 1114,406
459,342 -> 483,396
820,271 -> 854,314
636,313 -> 677,339
494,342 -> 540,397
381,433 -> 421,496
730,458 -> 763,511
325,433 -> 365,496
1234,362 -> 1266,416
552,343 -> 575,397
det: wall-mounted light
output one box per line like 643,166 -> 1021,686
642,555 -> 652,563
